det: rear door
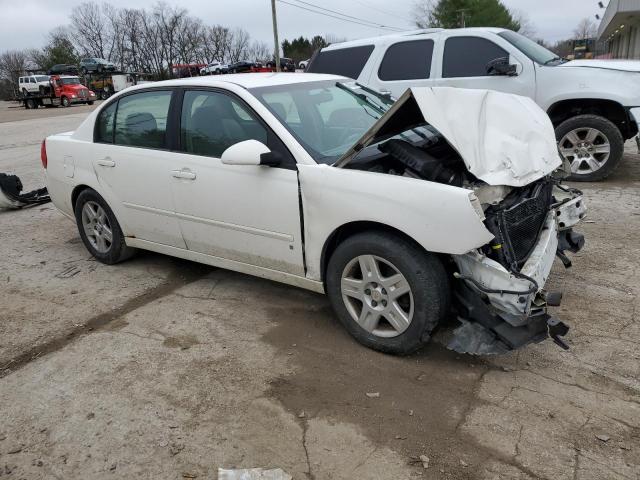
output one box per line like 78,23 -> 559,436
367,38 -> 438,98
90,89 -> 186,248
169,88 -> 305,275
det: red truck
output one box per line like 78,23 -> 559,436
19,75 -> 97,109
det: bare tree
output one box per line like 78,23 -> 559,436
511,10 -> 536,39
249,41 -> 271,63
226,28 -> 250,63
0,50 -> 29,94
412,0 -> 437,28
574,18 -> 598,40
72,2 -> 111,59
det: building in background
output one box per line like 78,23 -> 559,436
598,0 -> 640,58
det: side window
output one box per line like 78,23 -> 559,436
307,45 -> 374,79
443,36 -> 508,78
95,101 -> 117,143
114,90 -> 172,149
378,40 -> 434,81
180,90 -> 268,158
30,77 -> 36,83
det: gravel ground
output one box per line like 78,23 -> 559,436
0,106 -> 638,480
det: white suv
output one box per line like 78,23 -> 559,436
200,62 -> 228,75
18,75 -> 51,95
308,28 -> 640,181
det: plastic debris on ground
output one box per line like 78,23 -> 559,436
217,468 -> 292,480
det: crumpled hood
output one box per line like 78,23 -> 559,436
559,59 -> 640,73
335,86 -> 561,187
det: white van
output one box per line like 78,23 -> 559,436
18,75 -> 51,95
308,28 -> 640,181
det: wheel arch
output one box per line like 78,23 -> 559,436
319,220 -> 438,286
547,98 -> 637,139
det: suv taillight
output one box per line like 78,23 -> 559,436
40,139 -> 47,169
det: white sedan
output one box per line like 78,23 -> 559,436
42,73 -> 585,355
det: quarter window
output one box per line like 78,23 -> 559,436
307,45 -> 374,79
378,40 -> 434,81
95,101 -> 117,143
443,37 -> 508,78
114,90 -> 172,149
180,90 -> 268,158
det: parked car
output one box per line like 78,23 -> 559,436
308,27 -> 640,181
48,64 -> 79,75
266,57 -> 296,72
42,73 -> 585,355
228,61 -> 256,73
200,61 -> 229,75
299,59 -> 310,69
18,75 -> 51,95
52,76 -> 97,106
80,58 -> 116,74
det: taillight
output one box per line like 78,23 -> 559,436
40,139 -> 47,169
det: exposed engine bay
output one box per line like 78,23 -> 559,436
344,129 -> 586,354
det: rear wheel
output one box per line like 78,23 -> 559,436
74,189 -> 136,264
556,114 -> 624,182
326,231 -> 449,355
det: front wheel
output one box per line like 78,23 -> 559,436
556,114 -> 624,182
74,189 -> 136,264
326,231 -> 450,355
60,96 -> 70,107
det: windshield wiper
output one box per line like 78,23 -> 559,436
335,82 -> 388,114
542,56 -> 563,66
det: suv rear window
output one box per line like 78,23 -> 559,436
378,39 -> 434,81
442,36 -> 508,78
307,45 -> 374,79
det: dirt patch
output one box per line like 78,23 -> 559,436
0,259 -> 211,378
163,334 -> 200,350
262,302 -> 524,477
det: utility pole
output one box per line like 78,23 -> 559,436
271,0 -> 281,72
457,9 -> 467,28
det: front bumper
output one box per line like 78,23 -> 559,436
70,93 -> 97,104
449,187 -> 585,354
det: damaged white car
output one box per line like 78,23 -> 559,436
42,73 -> 585,355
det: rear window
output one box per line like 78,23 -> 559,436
378,40 -> 434,81
307,45 -> 374,79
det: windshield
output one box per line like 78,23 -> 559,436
250,80 -> 395,163
60,78 -> 81,85
498,30 -> 563,65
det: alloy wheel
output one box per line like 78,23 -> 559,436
341,255 -> 414,338
81,201 -> 113,253
559,127 -> 611,175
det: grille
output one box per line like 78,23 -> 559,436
79,89 -> 87,98
485,181 -> 552,269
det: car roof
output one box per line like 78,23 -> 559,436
321,27 -> 507,50
126,72 -> 346,90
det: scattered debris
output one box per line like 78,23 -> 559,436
86,412 -> 95,420
169,442 -> 185,455
218,468 -> 292,480
0,173 -> 50,209
109,463 -> 116,471
408,410 -> 414,416
365,392 -> 380,398
419,455 -> 429,469
394,435 -> 407,440
596,434 -> 610,442
298,411 -> 305,418
460,459 -> 468,467
182,473 -> 197,478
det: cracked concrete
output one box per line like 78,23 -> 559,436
1,104 -> 639,479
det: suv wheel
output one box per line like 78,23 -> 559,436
556,114 -> 624,181
326,231 -> 449,355
74,189 -> 136,264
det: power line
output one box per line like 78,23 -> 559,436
290,0 -> 405,29
276,0 -> 404,31
349,0 -> 415,25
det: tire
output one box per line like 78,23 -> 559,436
326,231 -> 450,355
61,96 -> 70,107
74,189 -> 136,265
39,85 -> 45,95
87,101 -> 94,105
555,114 -> 624,182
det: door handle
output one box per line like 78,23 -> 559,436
171,169 -> 197,180
97,157 -> 115,167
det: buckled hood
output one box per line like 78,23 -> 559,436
334,86 -> 561,187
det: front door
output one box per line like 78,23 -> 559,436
170,89 -> 305,275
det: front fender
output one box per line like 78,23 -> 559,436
298,164 -> 494,281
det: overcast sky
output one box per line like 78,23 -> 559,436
0,0 -> 603,52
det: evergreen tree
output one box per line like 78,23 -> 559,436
415,0 -> 520,31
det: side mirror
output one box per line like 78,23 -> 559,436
486,57 -> 518,76
220,139 -> 281,167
